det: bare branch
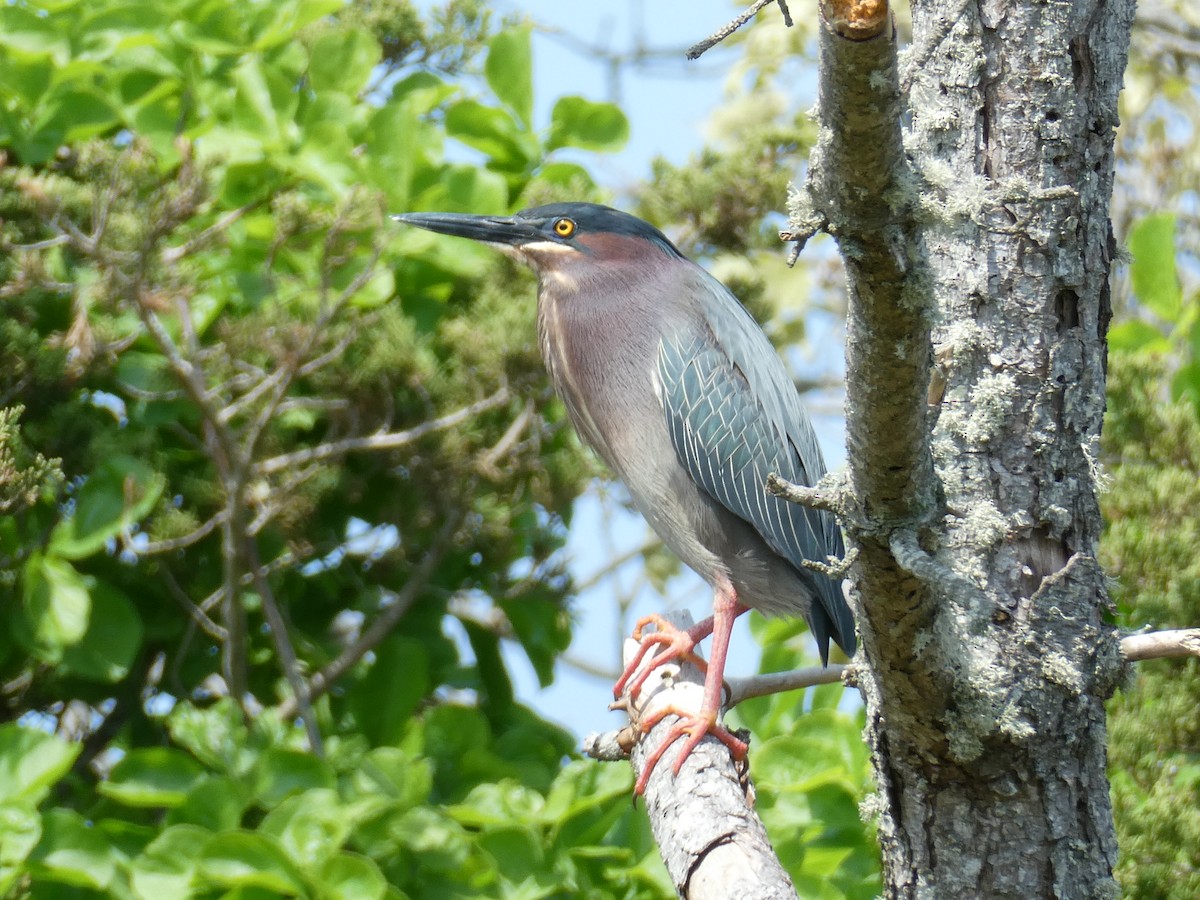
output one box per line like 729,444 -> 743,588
765,471 -> 843,514
1121,628 -> 1200,662
687,0 -> 792,60
726,664 -> 853,707
160,201 -> 261,264
255,386 -> 511,476
244,538 -> 322,754
139,511 -> 226,556
161,565 -> 228,641
475,400 -> 535,479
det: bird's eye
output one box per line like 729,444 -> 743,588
552,217 -> 576,238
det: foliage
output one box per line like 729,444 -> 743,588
0,0 -> 686,896
1102,214 -> 1200,899
735,615 -> 881,899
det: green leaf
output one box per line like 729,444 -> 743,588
60,582 -> 142,682
1171,360 -> 1200,409
130,824 -> 210,900
29,809 -> 116,890
20,553 -> 90,657
259,788 -> 349,866
546,96 -> 629,152
31,87 -> 120,150
253,748 -> 336,807
349,636 -> 428,746
417,164 -> 509,217
349,748 -> 432,812
485,27 -> 533,128
445,100 -> 534,170
254,0 -> 344,51
389,807 -> 471,873
316,852 -> 386,900
198,831 -> 306,894
167,776 -> 249,831
99,748 -> 206,807
231,56 -> 294,148
1107,319 -> 1169,354
1129,213 -> 1181,321
308,27 -> 381,95
50,456 -> 164,560
0,803 -> 41,895
0,726 -> 80,806
0,5 -> 70,62
535,161 -> 596,190
167,699 -> 254,774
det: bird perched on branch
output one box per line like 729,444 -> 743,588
395,202 -> 855,794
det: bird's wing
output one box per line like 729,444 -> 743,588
656,267 -> 855,660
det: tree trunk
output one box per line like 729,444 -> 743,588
797,0 -> 1136,895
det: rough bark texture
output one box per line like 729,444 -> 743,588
795,0 -> 1136,896
616,613 -> 799,900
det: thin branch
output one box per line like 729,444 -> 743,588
276,516 -> 459,719
244,538 -> 323,755
255,386 -> 510,476
161,565 -> 227,641
160,201 -> 261,264
766,471 -> 843,514
1121,628 -> 1200,662
687,0 -> 792,60
139,511 -> 226,556
475,400 -> 535,479
573,536 -> 662,594
726,664 -> 851,707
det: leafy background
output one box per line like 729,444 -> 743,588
0,0 -> 1195,897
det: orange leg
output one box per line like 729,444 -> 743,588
616,582 -> 749,794
612,613 -> 716,702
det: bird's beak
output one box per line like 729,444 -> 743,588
392,212 -> 543,247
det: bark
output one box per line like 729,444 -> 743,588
586,612 -> 799,900
790,0 -> 1136,895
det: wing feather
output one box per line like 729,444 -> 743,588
657,269 -> 855,659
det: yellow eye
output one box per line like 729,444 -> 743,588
552,217 -> 576,238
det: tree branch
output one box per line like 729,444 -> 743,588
686,0 -> 792,60
255,386 -> 511,476
726,664 -> 852,707
1121,628 -> 1200,662
244,538 -> 322,755
589,611 -> 799,899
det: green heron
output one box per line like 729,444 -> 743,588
396,202 -> 855,793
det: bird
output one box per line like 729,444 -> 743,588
395,202 -> 855,794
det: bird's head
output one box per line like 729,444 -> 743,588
394,202 -> 684,287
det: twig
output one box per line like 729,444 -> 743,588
244,538 -> 323,755
476,400 -> 535,479
277,516 -> 460,719
766,472 -> 843,513
255,386 -> 511,476
161,201 -> 261,264
726,664 -> 852,707
161,565 -> 227,640
573,537 -> 663,594
139,511 -> 227,556
687,0 -> 791,60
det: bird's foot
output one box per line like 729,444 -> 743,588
633,706 -> 748,795
611,613 -> 713,703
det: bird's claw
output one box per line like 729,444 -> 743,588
633,706 -> 749,795
612,613 -> 709,702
